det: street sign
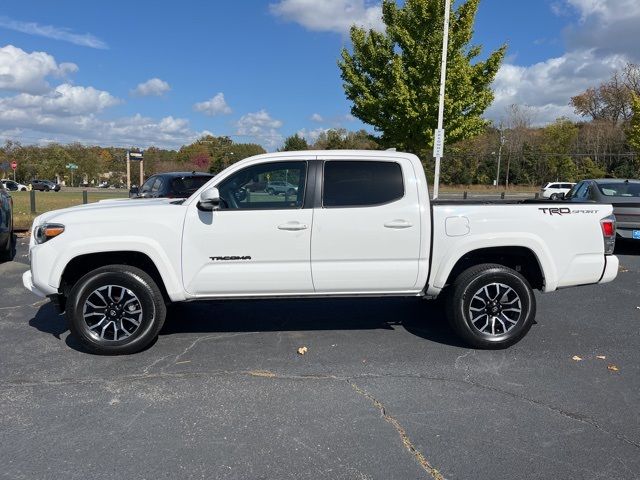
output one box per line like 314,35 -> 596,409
10,161 -> 17,170
433,128 -> 445,158
66,163 -> 79,170
128,151 -> 144,161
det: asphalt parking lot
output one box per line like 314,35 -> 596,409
1,237 -> 639,480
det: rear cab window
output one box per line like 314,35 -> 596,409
323,161 -> 404,208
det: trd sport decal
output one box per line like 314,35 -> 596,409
538,208 -> 598,216
210,256 -> 252,261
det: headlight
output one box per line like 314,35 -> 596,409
34,223 -> 65,244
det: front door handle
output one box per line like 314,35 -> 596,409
384,219 -> 413,229
278,222 -> 308,231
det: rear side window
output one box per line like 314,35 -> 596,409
323,161 -> 404,208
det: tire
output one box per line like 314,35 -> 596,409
287,188 -> 296,196
66,265 -> 166,355
549,193 -> 559,200
266,188 -> 274,195
20,188 -> 27,192
446,263 -> 536,349
44,186 -> 50,192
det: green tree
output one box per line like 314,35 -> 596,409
312,129 -> 379,150
281,134 -> 309,151
541,118 -> 579,182
628,93 -> 640,154
209,143 -> 265,173
339,0 -> 506,157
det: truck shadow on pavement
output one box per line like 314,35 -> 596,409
29,296 -> 467,352
615,240 -> 640,256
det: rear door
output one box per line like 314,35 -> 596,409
311,157 -> 421,293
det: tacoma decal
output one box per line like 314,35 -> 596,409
210,256 -> 252,261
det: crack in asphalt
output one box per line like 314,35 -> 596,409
349,381 -> 445,480
2,368 -> 638,452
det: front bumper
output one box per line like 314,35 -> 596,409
22,270 -> 48,298
598,255 -> 619,284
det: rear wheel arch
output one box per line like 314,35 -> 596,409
443,246 -> 545,291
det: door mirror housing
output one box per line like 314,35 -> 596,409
198,187 -> 220,211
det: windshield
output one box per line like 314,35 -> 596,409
596,182 -> 640,197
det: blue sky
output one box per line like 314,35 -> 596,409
0,0 -> 637,150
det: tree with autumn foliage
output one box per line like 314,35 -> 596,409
339,0 -> 506,157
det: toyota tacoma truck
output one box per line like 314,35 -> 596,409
23,151 -> 619,354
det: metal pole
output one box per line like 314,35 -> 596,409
432,0 -> 451,200
495,129 -> 505,188
82,190 -> 88,204
126,151 -> 131,190
139,159 -> 144,186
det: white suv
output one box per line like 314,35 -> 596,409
541,182 -> 575,200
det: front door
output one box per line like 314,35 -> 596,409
182,160 -> 314,296
311,157 -> 422,293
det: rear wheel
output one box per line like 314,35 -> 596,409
266,187 -> 275,195
66,265 -> 166,355
549,193 -> 559,200
44,186 -> 50,192
446,263 -> 536,349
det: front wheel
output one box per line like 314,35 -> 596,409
66,265 -> 166,354
446,263 -> 536,349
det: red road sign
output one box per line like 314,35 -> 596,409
10,161 -> 17,170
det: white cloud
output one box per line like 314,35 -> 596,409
486,1 -> 638,125
310,113 -> 323,122
297,127 -> 329,143
131,78 -> 171,97
0,16 -> 108,49
269,0 -> 384,34
193,92 -> 232,116
236,109 -> 283,147
487,49 -> 627,124
0,45 -> 77,94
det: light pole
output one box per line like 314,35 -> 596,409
495,128 -> 505,188
432,0 -> 451,200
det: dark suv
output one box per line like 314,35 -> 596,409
0,181 -> 14,261
31,179 -> 61,192
130,172 -> 214,199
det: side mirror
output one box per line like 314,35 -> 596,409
198,187 -> 220,211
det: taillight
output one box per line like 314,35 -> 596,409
600,215 -> 616,254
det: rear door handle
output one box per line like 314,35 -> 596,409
384,220 -> 413,229
278,222 -> 308,231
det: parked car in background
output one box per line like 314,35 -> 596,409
0,181 -> 14,261
130,172 -> 214,199
97,181 -> 109,188
1,179 -> 28,191
31,179 -> 61,192
565,178 -> 640,241
541,182 -> 575,200
265,180 -> 298,196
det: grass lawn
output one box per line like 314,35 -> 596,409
10,190 -> 127,230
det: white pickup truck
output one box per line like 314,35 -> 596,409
23,150 -> 619,354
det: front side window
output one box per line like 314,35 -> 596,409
323,161 -> 404,208
218,161 -> 307,210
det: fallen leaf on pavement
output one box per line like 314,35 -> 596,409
596,355 -> 606,360
607,364 -> 620,372
297,346 -> 308,355
572,355 -> 582,361
618,266 -> 629,273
